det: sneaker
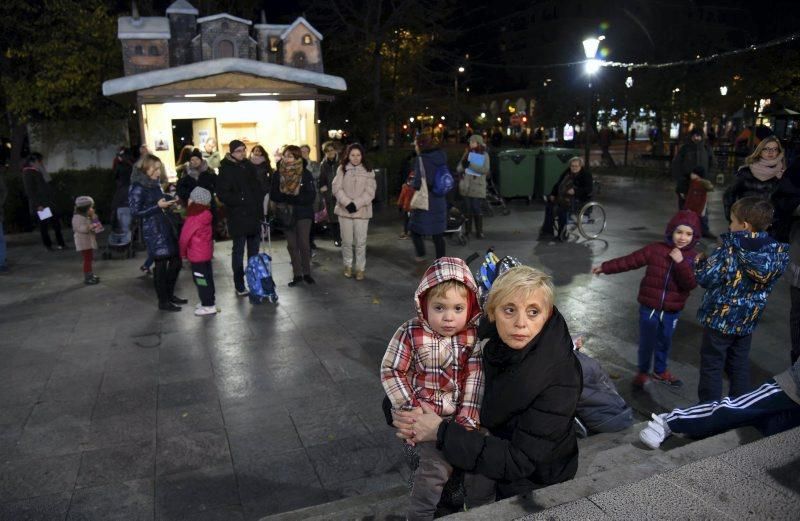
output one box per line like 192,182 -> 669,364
140,265 -> 152,276
632,372 -> 649,389
639,413 -> 671,449
652,370 -> 683,388
343,266 -> 352,278
194,305 -> 218,316
235,289 -> 249,297
573,417 -> 588,439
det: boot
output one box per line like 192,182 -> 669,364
475,216 -> 485,239
84,272 -> 99,285
464,217 -> 472,237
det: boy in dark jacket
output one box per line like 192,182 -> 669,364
695,197 -> 789,402
592,210 -> 701,388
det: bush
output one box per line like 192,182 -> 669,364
2,168 -> 115,233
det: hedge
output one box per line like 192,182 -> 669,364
2,168 -> 116,233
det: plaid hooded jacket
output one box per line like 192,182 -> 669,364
380,257 -> 484,428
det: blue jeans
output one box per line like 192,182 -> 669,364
231,234 -> 259,292
698,327 -> 753,402
667,379 -> 800,438
638,305 -> 680,374
0,221 -> 6,267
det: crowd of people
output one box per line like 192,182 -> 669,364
3,126 -> 800,517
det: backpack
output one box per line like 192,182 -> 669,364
245,253 -> 278,304
432,163 -> 454,196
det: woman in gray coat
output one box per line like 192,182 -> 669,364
456,135 -> 491,238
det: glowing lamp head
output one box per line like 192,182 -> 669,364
582,37 -> 600,59
585,59 -> 601,75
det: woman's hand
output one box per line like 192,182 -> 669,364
392,406 -> 422,445
157,198 -> 175,209
394,403 -> 443,445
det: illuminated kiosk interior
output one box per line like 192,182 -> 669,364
102,2 -> 346,177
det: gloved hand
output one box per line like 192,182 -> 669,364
346,202 -> 357,213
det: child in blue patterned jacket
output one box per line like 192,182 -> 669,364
695,196 -> 789,402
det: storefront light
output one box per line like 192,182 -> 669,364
184,93 -> 217,98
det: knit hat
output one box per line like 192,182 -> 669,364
468,134 -> 486,147
75,196 -> 94,208
229,139 -> 246,153
189,186 -> 212,206
190,148 -> 203,160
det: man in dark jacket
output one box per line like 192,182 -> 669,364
22,152 -> 66,250
216,140 -> 265,296
671,128 -> 715,238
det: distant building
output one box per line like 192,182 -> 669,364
103,0 -> 345,176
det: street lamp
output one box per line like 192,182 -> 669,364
582,37 -> 600,165
455,66 -> 465,140
720,85 -> 728,96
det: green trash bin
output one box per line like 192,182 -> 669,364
496,149 -> 540,199
534,148 -> 583,198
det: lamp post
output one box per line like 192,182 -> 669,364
624,76 -> 633,166
454,66 -> 465,141
582,37 -> 600,166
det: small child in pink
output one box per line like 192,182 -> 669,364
179,187 -> 216,316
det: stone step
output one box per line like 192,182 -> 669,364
259,423 -> 762,521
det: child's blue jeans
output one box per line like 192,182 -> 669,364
638,305 -> 680,374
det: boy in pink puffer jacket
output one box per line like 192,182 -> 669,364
179,187 -> 216,316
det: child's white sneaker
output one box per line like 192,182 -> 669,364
194,305 -> 218,316
639,413 -> 671,449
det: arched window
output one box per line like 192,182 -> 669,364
148,45 -> 159,56
134,45 -> 143,55
291,51 -> 307,68
215,40 -> 234,58
302,34 -> 312,45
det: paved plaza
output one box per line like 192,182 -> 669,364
0,175 -> 794,520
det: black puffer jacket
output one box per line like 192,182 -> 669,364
436,307 -> 582,499
216,154 -> 265,236
723,166 -> 780,221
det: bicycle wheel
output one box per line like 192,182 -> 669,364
577,202 -> 606,239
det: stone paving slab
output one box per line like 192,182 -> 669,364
0,175 -> 793,519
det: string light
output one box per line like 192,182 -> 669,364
466,31 -> 800,71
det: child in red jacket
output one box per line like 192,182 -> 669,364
179,187 -> 216,316
592,210 -> 701,388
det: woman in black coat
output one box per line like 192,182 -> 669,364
723,136 -> 785,222
129,154 -> 185,312
393,266 -> 582,505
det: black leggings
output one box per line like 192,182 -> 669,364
153,255 -> 181,305
411,232 -> 445,259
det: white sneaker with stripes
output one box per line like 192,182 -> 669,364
639,413 -> 671,449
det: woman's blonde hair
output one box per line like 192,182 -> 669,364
140,154 -> 162,175
745,136 -> 784,166
485,266 -> 554,322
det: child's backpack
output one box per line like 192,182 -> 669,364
432,163 -> 455,196
246,253 -> 278,304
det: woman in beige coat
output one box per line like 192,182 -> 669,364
456,134 -> 491,238
332,143 -> 376,280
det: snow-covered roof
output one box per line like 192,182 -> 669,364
118,17 -> 170,40
196,13 -> 252,26
281,17 -> 323,41
166,0 -> 198,16
254,23 -> 289,35
102,58 -> 346,96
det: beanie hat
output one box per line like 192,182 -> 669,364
190,148 -> 203,160
229,139 -> 246,153
468,134 -> 486,147
75,196 -> 94,208
189,186 -> 212,206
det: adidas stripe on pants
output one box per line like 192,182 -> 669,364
665,379 -> 800,438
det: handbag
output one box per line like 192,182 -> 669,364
409,158 -> 429,211
273,202 -> 295,230
314,201 -> 328,224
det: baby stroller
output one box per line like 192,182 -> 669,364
481,176 -> 511,217
102,207 -> 135,260
445,207 -> 468,246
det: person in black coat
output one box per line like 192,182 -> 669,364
539,157 -> 592,240
392,266 -> 582,506
724,136 -> 786,222
216,140 -> 266,296
22,152 -> 66,250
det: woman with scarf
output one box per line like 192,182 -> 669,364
724,136 -> 786,222
332,143 -> 376,280
270,145 -> 316,286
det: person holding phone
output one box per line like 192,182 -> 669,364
129,154 -> 186,311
